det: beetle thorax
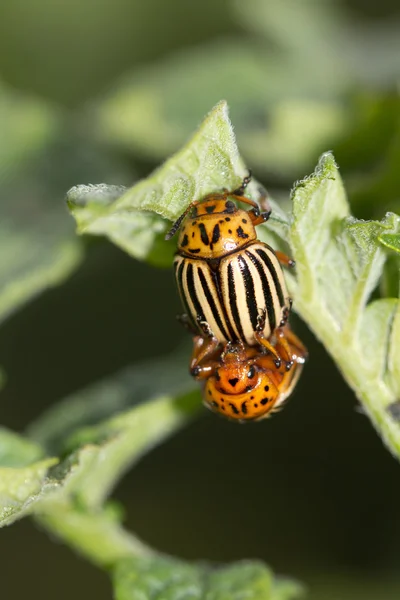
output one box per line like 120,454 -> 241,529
177,200 -> 256,259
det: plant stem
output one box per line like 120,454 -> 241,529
36,507 -> 154,569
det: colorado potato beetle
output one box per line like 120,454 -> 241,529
190,325 -> 307,422
166,173 -> 295,365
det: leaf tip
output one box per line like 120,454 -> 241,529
290,150 -> 339,199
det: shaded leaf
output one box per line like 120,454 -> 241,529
0,427 -> 43,467
94,42 -> 347,179
0,83 -> 83,326
27,343 -> 192,454
233,0 -> 400,88
0,79 -> 59,181
113,556 -> 303,600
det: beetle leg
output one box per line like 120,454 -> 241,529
254,330 -> 283,369
272,329 -> 294,370
254,308 -> 282,368
275,250 -> 296,269
176,313 -> 197,335
231,171 -> 252,196
278,325 -> 308,364
249,185 -> 272,226
190,334 -> 220,378
279,304 -> 292,328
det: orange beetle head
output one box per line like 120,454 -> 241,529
212,342 -> 259,395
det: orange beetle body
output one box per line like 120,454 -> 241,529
191,327 -> 307,422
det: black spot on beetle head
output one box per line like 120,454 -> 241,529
236,226 -> 249,239
225,200 -> 236,213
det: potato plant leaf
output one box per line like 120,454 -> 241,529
379,233 -> 400,255
1,387 -> 198,533
287,153 -> 400,455
67,101 -> 263,266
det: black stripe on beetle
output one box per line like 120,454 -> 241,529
214,262 -> 237,341
197,266 -> 230,341
236,226 -> 249,239
255,248 -> 285,307
175,260 -> 197,330
245,249 -> 276,332
186,263 -> 206,327
227,263 -> 245,341
238,254 -> 259,332
181,234 -> 189,247
211,224 -> 221,245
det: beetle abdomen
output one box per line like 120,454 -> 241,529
174,241 -> 290,346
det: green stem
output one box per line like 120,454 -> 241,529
36,507 -> 154,569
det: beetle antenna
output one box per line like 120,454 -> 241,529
232,170 -> 252,196
165,204 -> 193,240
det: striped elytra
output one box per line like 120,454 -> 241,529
174,241 -> 290,347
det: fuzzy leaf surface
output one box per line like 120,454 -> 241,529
288,153 -> 400,455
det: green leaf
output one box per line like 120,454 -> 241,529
288,153 -> 400,456
67,101 -> 260,265
34,389 -> 200,566
112,556 -> 303,600
379,233 -> 400,254
1,347 -> 198,532
0,457 -> 57,526
1,388 -> 198,537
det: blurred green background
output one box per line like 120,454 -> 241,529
0,0 -> 400,598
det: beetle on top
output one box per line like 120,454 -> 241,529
166,173 -> 297,368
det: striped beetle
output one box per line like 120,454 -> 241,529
190,324 -> 307,421
166,173 -> 296,367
